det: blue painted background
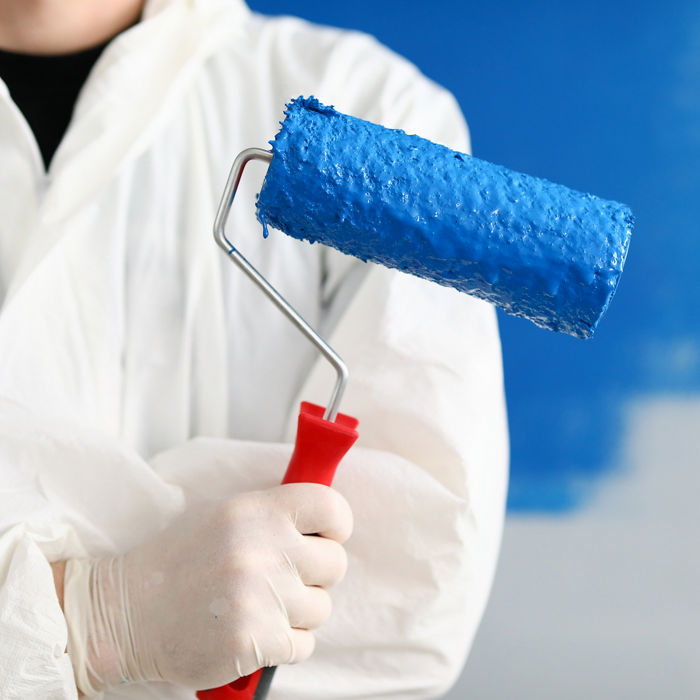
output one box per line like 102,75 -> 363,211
247,0 -> 700,511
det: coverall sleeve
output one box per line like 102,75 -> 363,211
271,31 -> 510,699
0,399 -> 185,699
282,270 -> 509,700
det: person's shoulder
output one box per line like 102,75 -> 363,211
243,10 -> 398,92
246,10 -> 380,60
242,11 -> 470,151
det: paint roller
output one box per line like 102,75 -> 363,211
198,96 -> 633,700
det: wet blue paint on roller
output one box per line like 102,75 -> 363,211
256,97 -> 633,339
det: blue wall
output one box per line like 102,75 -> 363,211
248,0 -> 700,512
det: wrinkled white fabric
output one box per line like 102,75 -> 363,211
0,0 -> 509,698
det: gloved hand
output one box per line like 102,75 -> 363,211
63,483 -> 352,695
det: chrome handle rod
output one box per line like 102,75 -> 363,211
213,147 -> 348,422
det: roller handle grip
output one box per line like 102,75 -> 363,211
196,401 -> 359,700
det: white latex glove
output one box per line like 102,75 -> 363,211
63,483 -> 352,695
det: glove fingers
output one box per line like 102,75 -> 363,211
288,628 -> 316,665
293,536 -> 348,588
273,483 -> 353,542
285,584 -> 332,630
265,626 -> 316,666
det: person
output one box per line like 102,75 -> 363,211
0,0 -> 509,698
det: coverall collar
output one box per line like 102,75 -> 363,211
2,0 -> 250,305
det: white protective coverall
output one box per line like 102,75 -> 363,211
0,0 -> 509,698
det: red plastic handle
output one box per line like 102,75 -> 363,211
196,401 -> 359,700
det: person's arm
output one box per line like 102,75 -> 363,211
0,399 -> 351,698
51,561 -> 66,611
273,27 -> 508,697
51,561 -> 85,698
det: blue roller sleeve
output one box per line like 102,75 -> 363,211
256,97 -> 633,338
